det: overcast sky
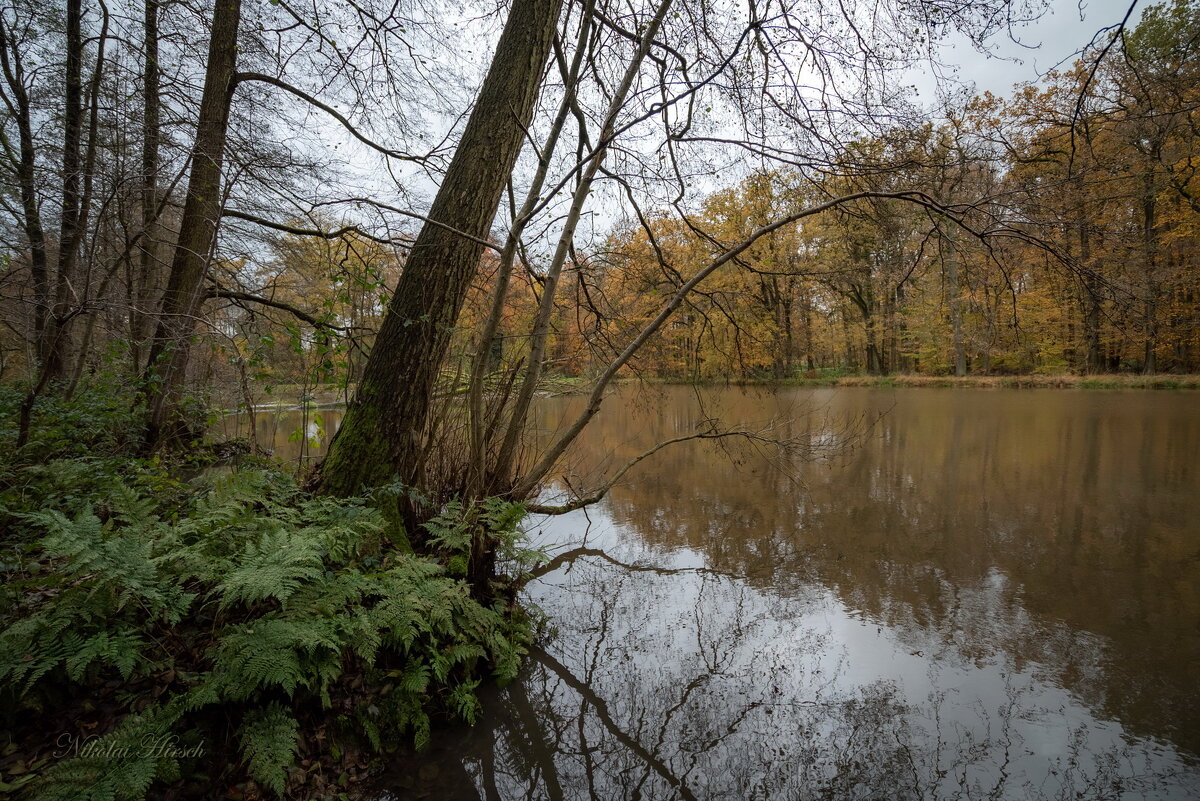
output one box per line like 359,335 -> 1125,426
913,0 -> 1144,101
309,0 -> 1152,246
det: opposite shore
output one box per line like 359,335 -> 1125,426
232,373 -> 1200,411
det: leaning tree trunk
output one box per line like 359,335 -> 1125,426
140,0 -> 241,451
313,0 -> 563,500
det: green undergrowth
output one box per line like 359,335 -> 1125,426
0,384 -> 540,800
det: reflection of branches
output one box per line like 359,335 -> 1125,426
523,545 -> 737,582
529,396 -> 874,516
528,423 -> 815,514
506,680 -> 566,801
532,648 -> 700,801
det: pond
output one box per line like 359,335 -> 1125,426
225,386 -> 1200,800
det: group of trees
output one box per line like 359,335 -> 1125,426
579,48 -> 1200,382
1,0 -> 1197,541
455,3 -> 1200,383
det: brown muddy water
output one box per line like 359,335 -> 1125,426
222,386 -> 1200,800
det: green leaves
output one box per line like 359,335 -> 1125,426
216,528 -> 325,609
238,703 -> 300,796
65,629 -> 144,682
28,706 -> 187,801
1,466 -> 534,798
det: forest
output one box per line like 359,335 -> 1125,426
0,0 -> 1197,797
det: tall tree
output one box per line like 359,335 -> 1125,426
312,0 -> 564,498
131,0 -> 161,373
0,6 -> 50,364
141,0 -> 242,449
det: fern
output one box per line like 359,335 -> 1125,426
216,527 -> 325,609
29,706 -> 184,801
213,619 -> 328,698
2,465 -> 535,800
64,628 -> 144,681
238,702 -> 300,796
422,499 -> 472,555
448,678 -> 483,724
392,660 -> 431,695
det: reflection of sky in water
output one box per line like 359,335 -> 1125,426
232,388 -> 1200,799
462,507 -> 1199,801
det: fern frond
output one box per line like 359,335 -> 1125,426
30,706 -> 182,801
213,620 -> 314,698
238,702 -> 299,796
64,628 -> 144,681
448,678 -> 482,724
217,528 -> 324,609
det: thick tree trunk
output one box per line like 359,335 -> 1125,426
1077,196 -> 1102,374
64,3 -> 111,400
861,296 -> 883,376
779,288 -> 795,378
802,291 -> 815,370
1141,173 -> 1159,376
866,322 -> 882,375
141,0 -> 241,450
841,307 -> 854,369
888,284 -> 904,373
313,0 -> 563,499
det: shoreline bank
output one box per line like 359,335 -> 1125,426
645,374 -> 1200,390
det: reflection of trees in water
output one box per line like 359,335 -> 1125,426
259,389 -> 1198,798
528,387 -> 1200,756
376,552 -> 1195,800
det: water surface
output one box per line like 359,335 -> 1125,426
230,387 -> 1200,799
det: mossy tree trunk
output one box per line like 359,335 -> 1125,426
312,0 -> 563,507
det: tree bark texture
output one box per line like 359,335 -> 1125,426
141,0 -> 241,450
314,0 -> 563,498
132,0 -> 161,373
42,0 -> 85,381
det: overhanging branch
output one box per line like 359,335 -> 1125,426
221,208 -> 411,248
208,286 -> 357,333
